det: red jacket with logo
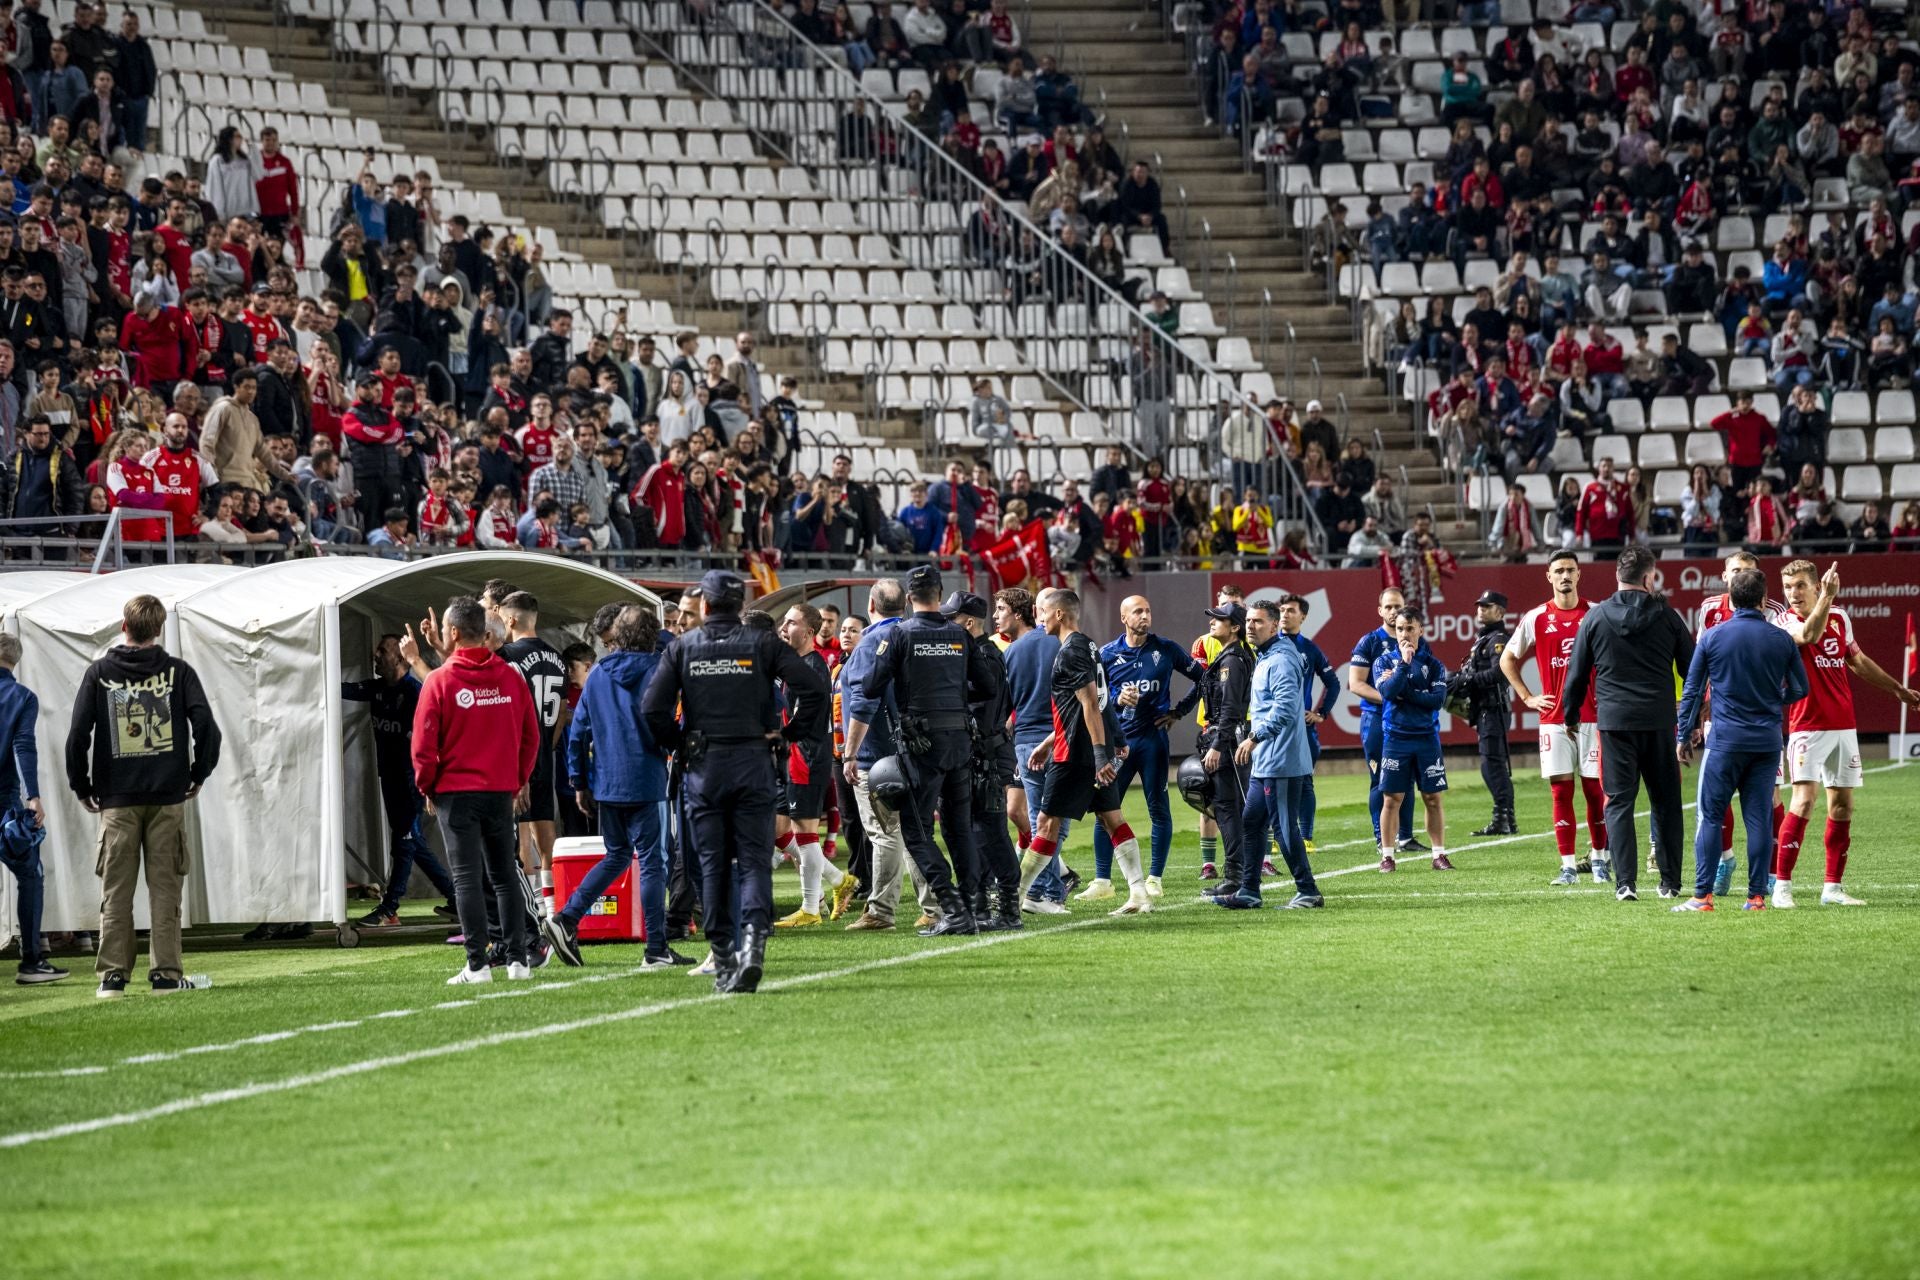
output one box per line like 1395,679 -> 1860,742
411,646 -> 540,795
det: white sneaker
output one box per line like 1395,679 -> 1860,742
1075,877 -> 1115,901
447,965 -> 492,985
1144,874 -> 1164,899
1110,889 -> 1153,916
506,962 -> 532,980
1771,884 -> 1796,910
1821,888 -> 1866,906
690,951 -> 717,976
1022,897 -> 1069,915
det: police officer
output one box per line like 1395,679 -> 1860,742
1193,601 -> 1255,897
862,565 -> 983,937
944,590 -> 1023,932
1458,590 -> 1517,837
643,570 -> 829,994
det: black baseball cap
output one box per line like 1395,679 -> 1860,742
695,569 -> 745,609
940,591 -> 989,620
1204,602 -> 1246,625
1475,590 -> 1509,609
905,564 -> 941,597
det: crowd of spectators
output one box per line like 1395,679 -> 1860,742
1193,0 -> 1920,556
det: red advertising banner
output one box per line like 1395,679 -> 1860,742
1213,554 -> 1920,748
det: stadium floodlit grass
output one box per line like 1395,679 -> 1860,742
4,765 -> 1919,1279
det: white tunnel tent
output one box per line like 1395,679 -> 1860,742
0,555 -> 657,944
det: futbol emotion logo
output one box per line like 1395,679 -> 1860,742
455,689 -> 476,709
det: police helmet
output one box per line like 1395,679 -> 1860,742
866,755 -> 910,812
1176,754 -> 1213,814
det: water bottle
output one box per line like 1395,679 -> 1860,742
182,974 -> 213,990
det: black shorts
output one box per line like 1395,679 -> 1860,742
517,760 -> 556,824
782,776 -> 829,821
1039,758 -> 1123,823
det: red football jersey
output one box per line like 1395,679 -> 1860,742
1779,607 -> 1858,733
1503,600 -> 1597,726
1696,591 -> 1787,637
517,423 -> 556,472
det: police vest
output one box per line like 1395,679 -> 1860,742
896,613 -> 970,730
677,622 -> 776,741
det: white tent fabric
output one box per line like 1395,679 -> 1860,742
173,553 -> 657,935
10,563 -> 241,932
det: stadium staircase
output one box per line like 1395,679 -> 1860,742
1020,0 -> 1464,526
171,0 -> 932,483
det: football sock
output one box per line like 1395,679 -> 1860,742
1580,776 -> 1608,851
1775,811 -> 1809,881
774,830 -> 795,863
1824,817 -> 1850,886
1773,801 -> 1786,839
1550,778 -> 1576,857
1368,767 -> 1385,843
1199,834 -> 1218,865
1092,825 -> 1114,881
1561,853 -> 1577,871
537,869 -> 553,918
797,835 -> 823,914
1720,807 -> 1736,854
1109,823 -> 1143,887
1020,838 -> 1057,898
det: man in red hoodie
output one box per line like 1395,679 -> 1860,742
635,439 -> 688,549
120,292 -> 191,391
254,127 -> 300,242
412,596 -> 541,985
1712,390 -> 1777,494
1575,456 -> 1635,559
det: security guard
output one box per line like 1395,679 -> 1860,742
945,590 -> 1023,932
1458,589 -> 1517,836
1193,601 -> 1256,896
643,570 -> 829,993
862,565 -> 983,937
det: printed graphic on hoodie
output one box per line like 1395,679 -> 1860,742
105,670 -> 175,758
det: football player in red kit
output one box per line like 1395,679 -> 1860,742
1500,551 -> 1611,884
1771,561 -> 1920,908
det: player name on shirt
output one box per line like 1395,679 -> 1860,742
501,637 -> 566,729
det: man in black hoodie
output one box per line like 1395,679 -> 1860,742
65,593 -> 221,997
1561,545 -> 1696,901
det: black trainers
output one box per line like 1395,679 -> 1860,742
16,960 -> 69,984
149,975 -> 203,993
241,923 -> 274,942
542,915 -> 583,967
432,903 -> 460,922
1059,867 -> 1082,895
1395,837 -> 1429,853
641,948 -> 695,970
96,970 -> 128,999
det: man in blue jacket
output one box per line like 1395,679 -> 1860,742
0,633 -> 64,984
1371,607 -> 1453,873
1349,588 -> 1417,852
1088,594 -> 1205,901
1216,600 -> 1321,909
1279,592 -> 1340,851
543,605 -> 688,970
1674,567 -> 1809,912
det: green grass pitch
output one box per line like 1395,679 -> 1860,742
3,763 -> 1918,1279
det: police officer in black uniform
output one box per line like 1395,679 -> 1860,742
1193,602 -> 1257,895
643,570 -> 829,993
862,566 -> 983,937
943,590 -> 1024,932
1459,589 -> 1518,836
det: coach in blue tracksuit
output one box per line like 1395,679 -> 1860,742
1370,607 -> 1452,871
1279,593 -> 1340,847
1674,567 -> 1808,911
545,604 -> 685,969
1092,594 -> 1205,889
1350,587 -> 1416,851
1217,598 -> 1321,908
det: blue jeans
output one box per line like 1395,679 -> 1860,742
0,790 -> 43,967
1242,775 -> 1319,900
561,801 -> 668,953
1363,716 -> 1415,843
1016,733 -> 1067,902
1093,728 -> 1171,877
1692,747 -> 1777,899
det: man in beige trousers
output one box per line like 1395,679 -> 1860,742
64,595 -> 222,997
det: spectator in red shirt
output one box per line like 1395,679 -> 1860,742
1581,322 -> 1630,400
635,440 -> 689,548
1745,475 -> 1789,552
1135,457 -> 1174,558
120,292 -> 191,389
408,596 -> 540,985
371,347 -> 414,409
1575,456 -> 1635,557
1712,390 -> 1777,492
154,196 -> 194,289
1613,44 -> 1654,104
254,126 -> 300,245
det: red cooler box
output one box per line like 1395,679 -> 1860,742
551,838 -> 645,942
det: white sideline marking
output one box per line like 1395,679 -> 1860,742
0,848 -> 1421,1142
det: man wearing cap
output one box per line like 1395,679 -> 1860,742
1299,398 -> 1338,461
862,565 -> 986,936
1457,590 -> 1518,837
1193,600 -> 1255,899
643,570 -> 829,992
945,590 -> 1023,931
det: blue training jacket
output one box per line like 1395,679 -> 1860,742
1249,636 -> 1313,779
565,649 -> 669,804
1098,632 -> 1205,740
840,615 -> 901,766
1677,609 -> 1808,753
1290,632 -> 1340,723
1350,625 -> 1396,728
1371,639 -> 1447,751
0,668 -> 39,803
